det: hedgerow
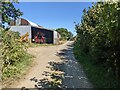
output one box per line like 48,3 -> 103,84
74,1 -> 120,87
0,28 -> 32,80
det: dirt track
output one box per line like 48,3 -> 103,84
8,41 -> 92,88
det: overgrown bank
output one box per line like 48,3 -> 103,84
73,1 -> 120,88
73,42 -> 119,88
0,28 -> 33,85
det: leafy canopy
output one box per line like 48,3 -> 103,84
0,0 -> 23,28
56,28 -> 73,40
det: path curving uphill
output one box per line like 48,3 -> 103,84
7,41 -> 92,89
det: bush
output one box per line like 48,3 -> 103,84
74,1 -> 120,87
0,28 -> 32,80
75,1 -> 120,78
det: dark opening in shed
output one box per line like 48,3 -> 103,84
31,27 -> 53,44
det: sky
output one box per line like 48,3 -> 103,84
14,2 -> 93,36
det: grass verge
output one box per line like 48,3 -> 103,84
24,40 -> 67,48
73,43 -> 119,88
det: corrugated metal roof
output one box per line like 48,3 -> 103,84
27,19 -> 39,27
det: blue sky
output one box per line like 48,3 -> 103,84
14,2 -> 93,35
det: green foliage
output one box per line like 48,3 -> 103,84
67,31 -> 73,40
0,28 -> 32,80
0,1 -> 32,82
56,28 -> 73,40
2,52 -> 32,80
2,30 -> 25,67
74,42 -> 119,88
0,1 -> 23,27
75,1 -> 120,87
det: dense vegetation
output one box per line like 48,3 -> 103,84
56,28 -> 73,40
1,29 -> 32,80
0,1 -> 32,81
74,1 -> 120,88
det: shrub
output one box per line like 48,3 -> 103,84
75,1 -> 120,81
0,28 -> 31,80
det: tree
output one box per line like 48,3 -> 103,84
0,0 -> 23,28
56,28 -> 73,40
68,31 -> 73,40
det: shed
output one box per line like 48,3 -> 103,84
10,18 -> 60,44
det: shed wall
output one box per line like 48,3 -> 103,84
10,26 -> 59,44
53,31 -> 59,44
10,26 -> 31,38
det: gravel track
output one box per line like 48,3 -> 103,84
6,41 -> 92,89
